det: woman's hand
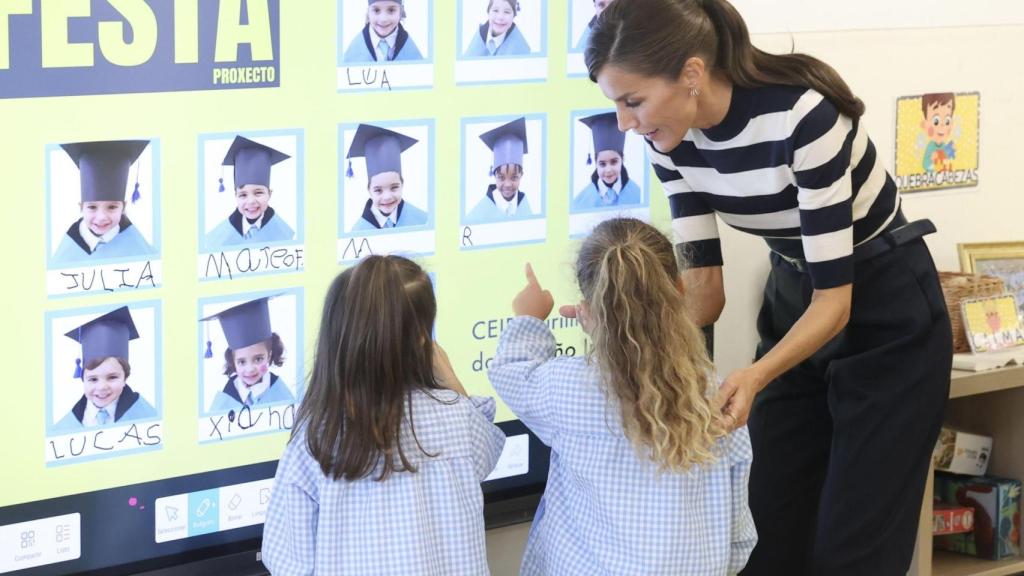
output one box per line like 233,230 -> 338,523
715,366 -> 767,430
513,263 -> 554,320
716,283 -> 852,430
433,342 -> 467,396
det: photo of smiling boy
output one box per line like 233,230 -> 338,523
53,306 -> 157,432
51,140 -> 156,266
346,124 -> 428,231
202,296 -> 294,413
206,136 -> 295,248
465,0 -> 531,56
343,0 -> 424,62
572,111 -> 642,211
467,117 -> 533,221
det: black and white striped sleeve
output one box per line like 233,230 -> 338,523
790,91 -> 856,289
650,147 -> 723,268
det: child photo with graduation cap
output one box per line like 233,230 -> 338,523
202,296 -> 295,413
51,140 -> 156,266
342,0 -> 425,63
466,117 -> 536,222
206,135 -> 295,248
464,0 -> 531,56
53,306 -> 157,432
572,111 -> 642,211
345,123 -> 429,231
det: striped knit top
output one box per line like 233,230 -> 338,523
649,84 -> 901,289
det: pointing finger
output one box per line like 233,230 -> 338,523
525,262 -> 540,287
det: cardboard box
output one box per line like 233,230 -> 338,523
934,473 -> 1021,559
933,427 -> 993,475
933,501 -> 975,535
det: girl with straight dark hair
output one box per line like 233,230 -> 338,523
585,1 -> 951,574
262,255 -> 505,575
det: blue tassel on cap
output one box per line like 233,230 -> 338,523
586,153 -> 592,166
204,340 -> 213,359
131,182 -> 141,204
218,177 -> 225,193
346,160 -> 354,178
74,358 -> 82,379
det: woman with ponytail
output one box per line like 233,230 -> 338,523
489,218 -> 756,574
586,1 -> 951,574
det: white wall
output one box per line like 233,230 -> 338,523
714,23 -> 1024,376
733,0 -> 1024,33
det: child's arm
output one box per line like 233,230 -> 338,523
261,441 -> 320,576
727,427 -> 758,575
488,264 -> 559,444
433,342 -> 468,396
465,395 -> 508,481
488,316 -> 560,445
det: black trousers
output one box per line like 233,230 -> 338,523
739,238 -> 951,576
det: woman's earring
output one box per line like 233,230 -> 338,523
689,86 -> 701,97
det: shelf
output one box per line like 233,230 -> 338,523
932,550 -> 1024,576
911,365 -> 1024,576
950,364 -> 1024,398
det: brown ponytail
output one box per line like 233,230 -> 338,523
587,0 -> 865,118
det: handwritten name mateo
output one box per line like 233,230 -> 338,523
202,246 -> 304,279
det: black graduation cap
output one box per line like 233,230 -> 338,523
480,117 -> 528,171
221,136 -> 290,189
60,140 -> 149,203
201,296 -> 276,351
65,306 -> 139,376
580,112 -> 625,161
346,124 -> 418,178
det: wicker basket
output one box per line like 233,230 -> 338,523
939,271 -> 1006,353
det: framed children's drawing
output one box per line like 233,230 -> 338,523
959,241 -> 1024,323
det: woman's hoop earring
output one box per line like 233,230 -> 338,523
689,87 -> 701,97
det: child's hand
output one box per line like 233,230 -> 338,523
514,263 -> 554,320
433,342 -> 467,396
558,303 -> 593,334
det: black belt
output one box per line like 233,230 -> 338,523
774,212 -> 936,273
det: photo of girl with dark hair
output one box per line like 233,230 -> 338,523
202,296 -> 295,413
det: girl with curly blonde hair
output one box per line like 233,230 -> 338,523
489,217 -> 756,575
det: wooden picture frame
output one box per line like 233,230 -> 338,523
958,242 -> 1024,323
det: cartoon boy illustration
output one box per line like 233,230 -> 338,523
920,92 -> 956,173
